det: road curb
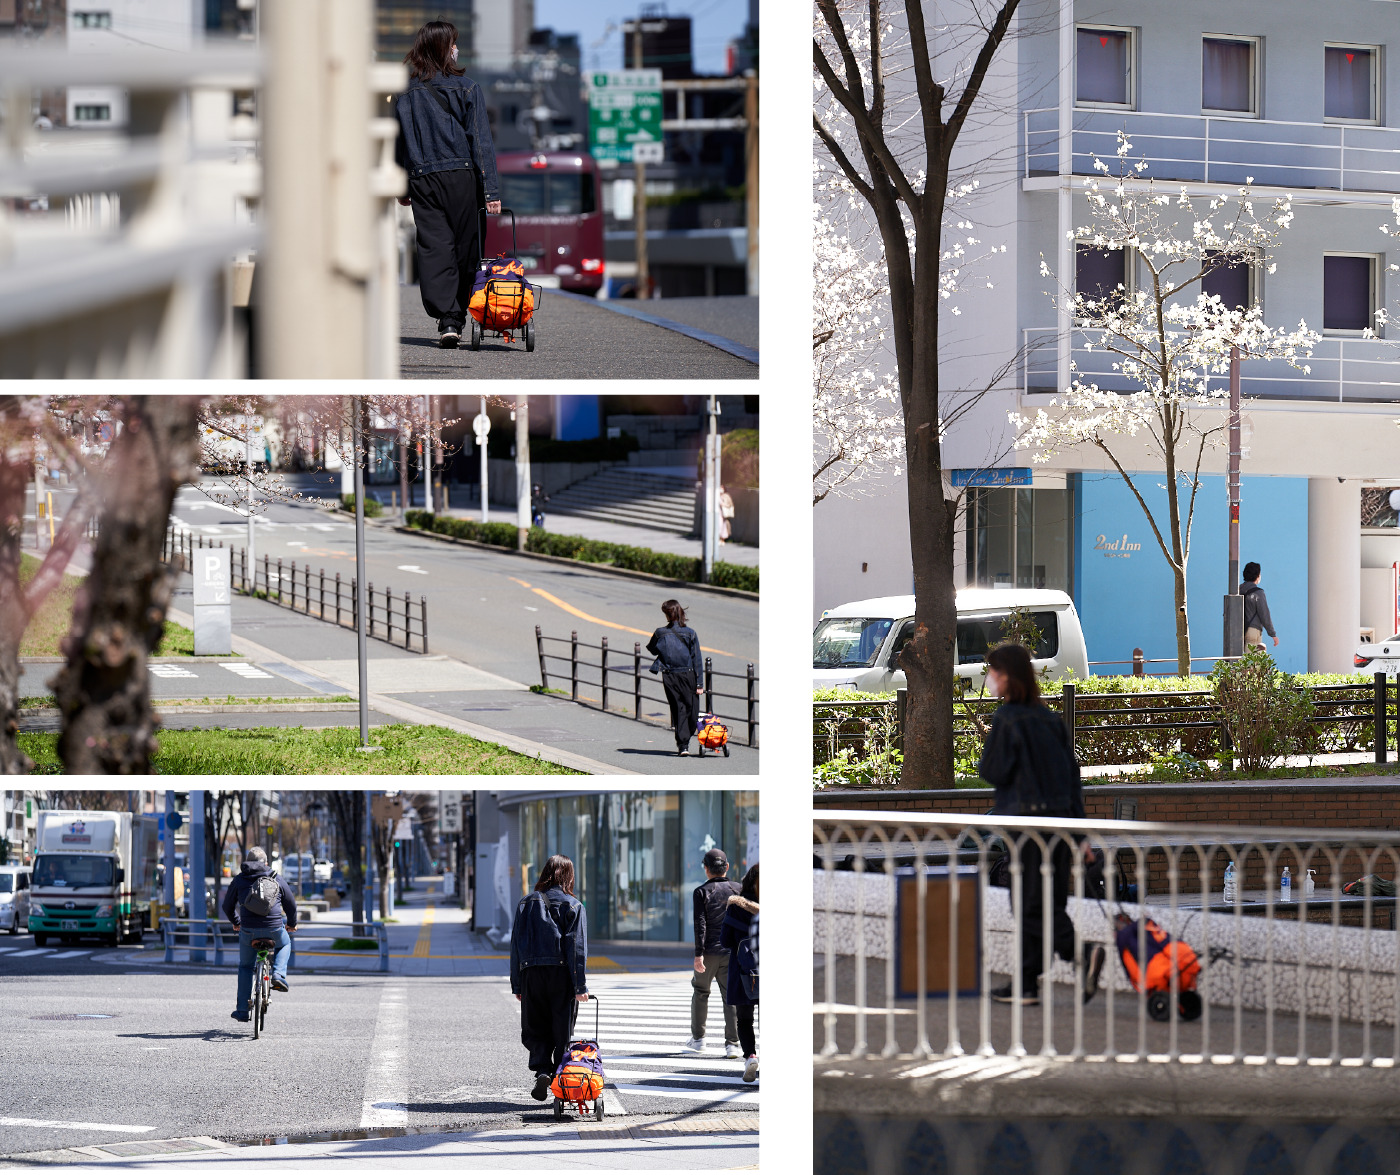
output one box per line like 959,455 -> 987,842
165,607 -> 633,776
552,288 -> 760,365
20,702 -> 362,719
390,525 -> 760,601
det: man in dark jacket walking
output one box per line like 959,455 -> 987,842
221,847 -> 297,1023
1240,562 -> 1279,651
684,848 -> 741,1057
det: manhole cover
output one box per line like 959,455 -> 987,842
30,1013 -> 118,1021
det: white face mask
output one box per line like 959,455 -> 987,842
450,44 -> 459,62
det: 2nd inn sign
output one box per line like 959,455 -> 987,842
1095,533 -> 1143,558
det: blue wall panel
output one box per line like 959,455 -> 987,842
556,395 -> 601,441
1076,473 -> 1308,674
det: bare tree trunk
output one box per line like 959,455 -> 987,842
54,396 -> 201,774
0,453 -> 33,775
326,791 -> 367,932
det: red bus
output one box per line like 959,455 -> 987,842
484,151 -> 605,297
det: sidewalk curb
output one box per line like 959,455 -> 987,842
390,524 -> 760,601
20,702 -> 362,719
166,607 -> 633,776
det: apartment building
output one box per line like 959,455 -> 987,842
815,0 -> 1400,675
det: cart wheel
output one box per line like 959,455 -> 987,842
525,321 -> 535,352
470,320 -> 482,351
1146,991 -> 1172,1022
1178,991 -> 1203,1021
723,745 -> 730,757
595,1097 -> 604,1120
553,1098 -> 563,1120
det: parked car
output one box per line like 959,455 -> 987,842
0,865 -> 32,935
277,853 -> 315,884
1355,633 -> 1400,676
813,589 -> 1091,693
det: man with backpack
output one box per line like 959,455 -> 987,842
221,847 -> 298,1023
684,848 -> 742,1057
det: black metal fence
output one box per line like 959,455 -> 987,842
163,528 -> 428,654
536,627 -> 758,748
815,676 -> 1398,771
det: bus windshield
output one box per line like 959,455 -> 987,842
500,172 -> 596,216
34,855 -> 115,889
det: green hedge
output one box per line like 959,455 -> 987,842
404,511 -> 758,592
341,494 -> 384,518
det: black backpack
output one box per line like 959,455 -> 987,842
240,873 -> 281,918
734,913 -> 758,1000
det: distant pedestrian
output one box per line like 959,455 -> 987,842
721,863 -> 759,1083
510,854 -> 589,1103
647,598 -> 704,756
684,848 -> 742,1058
718,485 -> 736,545
394,20 -> 501,348
978,644 -> 1106,1008
1240,562 -> 1279,651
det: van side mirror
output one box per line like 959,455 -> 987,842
115,867 -> 125,883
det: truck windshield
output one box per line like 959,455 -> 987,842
34,855 -> 115,888
813,617 -> 894,669
0,875 -> 12,892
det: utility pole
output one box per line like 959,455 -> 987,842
353,399 -> 375,750
162,790 -> 176,921
245,418 -> 256,589
633,26 -> 649,300
1223,344 -> 1244,659
422,394 -> 432,512
515,397 -> 531,550
431,394 -> 444,512
701,394 -> 720,582
744,70 -> 758,296
190,790 -> 206,963
479,395 -> 490,524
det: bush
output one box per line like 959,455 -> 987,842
1210,648 -> 1317,773
721,429 -> 760,489
342,494 -> 384,518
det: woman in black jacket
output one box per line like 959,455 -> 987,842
978,644 -> 1105,1007
647,599 -> 704,756
510,854 -> 589,1101
394,21 -> 501,348
720,863 -> 758,1083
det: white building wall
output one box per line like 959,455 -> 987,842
67,0 -> 199,128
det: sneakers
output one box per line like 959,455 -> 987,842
677,747 -> 690,757
271,975 -> 290,993
230,1010 -> 250,1022
742,1055 -> 759,1083
989,982 -> 1039,1006
438,323 -> 462,348
681,1037 -> 705,1053
531,1072 -> 552,1101
1082,943 -> 1107,1006
724,1041 -> 742,1059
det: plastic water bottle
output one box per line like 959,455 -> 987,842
1281,866 -> 1291,903
1223,860 -> 1237,903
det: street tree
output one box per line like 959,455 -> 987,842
325,791 -> 369,932
814,0 -> 1023,786
1011,138 -> 1318,674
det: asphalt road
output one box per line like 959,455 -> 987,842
399,288 -> 758,379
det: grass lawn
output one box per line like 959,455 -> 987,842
18,722 -> 580,775
21,553 -> 210,659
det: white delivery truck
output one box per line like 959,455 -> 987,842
29,810 -> 159,948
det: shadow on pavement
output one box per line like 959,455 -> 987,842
116,1029 -> 246,1043
402,1101 -> 532,1117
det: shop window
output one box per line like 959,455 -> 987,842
1203,36 -> 1258,115
1077,27 -> 1134,108
73,11 -> 112,27
1325,45 -> 1378,122
1322,253 -> 1377,333
73,104 -> 112,122
964,487 -> 1072,593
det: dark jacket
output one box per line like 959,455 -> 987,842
1241,582 -> 1276,638
693,876 -> 740,956
510,886 -> 587,996
719,894 -> 758,1007
978,701 -> 1085,819
648,624 -> 702,678
394,72 -> 500,197
220,863 -> 297,933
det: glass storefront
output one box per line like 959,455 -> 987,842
515,791 -> 759,943
965,486 -> 1072,592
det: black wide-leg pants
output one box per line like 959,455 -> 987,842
663,668 -> 700,750
519,964 -> 578,1076
409,168 -> 479,330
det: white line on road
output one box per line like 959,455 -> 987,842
10,948 -> 52,957
396,565 -> 428,575
610,1084 -> 760,1105
0,1117 -> 155,1134
359,983 -> 409,1128
221,662 -> 273,679
149,665 -> 198,679
46,950 -> 91,959
0,946 -> 17,953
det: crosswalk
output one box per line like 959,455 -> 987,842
584,972 -> 759,1111
0,945 -> 94,960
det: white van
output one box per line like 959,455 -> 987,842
813,589 -> 1090,693
0,865 -> 31,935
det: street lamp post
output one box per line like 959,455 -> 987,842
352,398 -> 377,751
1223,344 -> 1244,659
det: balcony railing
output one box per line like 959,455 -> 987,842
1021,328 -> 1400,403
816,812 -> 1400,1066
1024,107 -> 1400,195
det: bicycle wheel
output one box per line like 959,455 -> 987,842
253,961 -> 267,1038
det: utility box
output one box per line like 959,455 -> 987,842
192,548 -> 232,655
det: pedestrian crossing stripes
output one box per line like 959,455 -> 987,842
149,664 -> 198,679
3,947 -> 93,959
221,662 -> 273,679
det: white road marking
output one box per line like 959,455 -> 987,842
607,1069 -> 756,1087
524,606 -> 539,612
359,983 -> 409,1127
46,950 -> 92,959
0,1118 -> 155,1134
11,948 -> 53,957
611,1084 -> 759,1104
0,946 -> 17,953
149,664 -> 198,679
221,663 -> 273,679
396,565 -> 428,575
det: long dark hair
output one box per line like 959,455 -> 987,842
740,862 -> 759,901
535,854 -> 575,895
662,599 -> 687,627
986,643 -> 1041,705
404,20 -> 464,82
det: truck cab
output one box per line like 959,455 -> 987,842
29,811 -> 158,948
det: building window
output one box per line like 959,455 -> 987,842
73,104 -> 112,122
1322,253 -> 1378,334
1200,252 -> 1256,311
72,11 -> 112,27
1325,45 -> 1378,123
1077,26 -> 1134,108
1075,243 -> 1131,307
1203,36 -> 1258,115
964,487 -> 1072,593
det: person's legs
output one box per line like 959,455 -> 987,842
1049,838 -> 1077,967
519,967 -> 558,1074
235,929 -> 255,1012
690,958 -> 714,1040
272,926 -> 292,986
736,1002 -> 757,1057
411,172 -> 467,331
713,952 -> 739,1044
547,968 -> 578,1073
679,672 -> 700,740
662,672 -> 690,751
1018,835 -> 1050,990
446,170 -> 480,317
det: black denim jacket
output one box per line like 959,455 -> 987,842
394,73 -> 500,199
510,887 -> 587,995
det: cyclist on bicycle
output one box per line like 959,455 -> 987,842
221,847 -> 297,1023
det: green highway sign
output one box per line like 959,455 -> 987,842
587,69 -> 664,165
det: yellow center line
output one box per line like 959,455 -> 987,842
509,577 -> 734,658
412,898 -> 436,958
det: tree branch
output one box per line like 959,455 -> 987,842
1093,437 -> 1180,571
942,0 -> 1022,160
813,113 -> 876,204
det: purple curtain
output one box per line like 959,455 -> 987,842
1077,29 -> 1129,105
1203,38 -> 1253,112
1323,255 -> 1373,331
1325,46 -> 1373,120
